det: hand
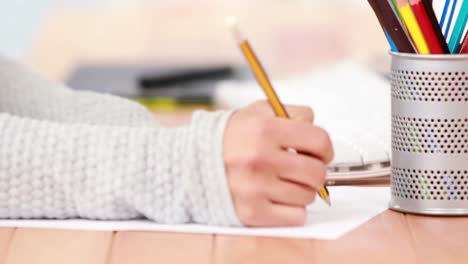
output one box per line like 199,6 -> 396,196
224,101 -> 334,227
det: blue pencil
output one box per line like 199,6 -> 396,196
385,30 -> 399,51
448,0 -> 468,52
440,0 -> 452,30
444,0 -> 458,37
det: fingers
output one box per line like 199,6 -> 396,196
285,105 -> 314,123
252,100 -> 314,123
231,100 -> 329,227
244,202 -> 307,227
233,169 -> 312,227
249,101 -> 332,162
269,118 -> 334,163
273,151 -> 327,190
267,178 -> 316,206
261,204 -> 307,227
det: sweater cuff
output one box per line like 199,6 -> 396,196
188,110 -> 242,226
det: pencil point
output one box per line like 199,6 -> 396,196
324,197 -> 332,206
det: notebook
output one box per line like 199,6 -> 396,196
214,61 -> 391,184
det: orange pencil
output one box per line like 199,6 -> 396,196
226,16 -> 331,206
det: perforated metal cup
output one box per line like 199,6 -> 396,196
389,52 -> 468,215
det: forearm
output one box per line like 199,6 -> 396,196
0,55 -> 156,127
0,111 -> 240,226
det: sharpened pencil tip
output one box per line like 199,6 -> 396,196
324,197 -> 332,206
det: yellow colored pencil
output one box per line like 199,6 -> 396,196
396,0 -> 430,54
226,16 -> 331,206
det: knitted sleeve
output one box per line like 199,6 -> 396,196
0,111 -> 241,226
0,55 -> 241,226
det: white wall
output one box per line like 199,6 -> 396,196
0,1 -> 50,59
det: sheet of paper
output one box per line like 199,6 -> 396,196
0,187 -> 390,240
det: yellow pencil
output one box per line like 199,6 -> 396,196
226,16 -> 331,206
396,0 -> 430,54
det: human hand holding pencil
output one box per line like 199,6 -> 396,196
222,17 -> 334,227
224,101 -> 334,227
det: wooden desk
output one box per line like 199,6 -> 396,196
2,3 -> 467,264
2,213 -> 468,263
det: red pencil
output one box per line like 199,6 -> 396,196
409,0 -> 445,54
459,32 -> 468,54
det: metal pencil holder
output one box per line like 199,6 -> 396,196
389,52 -> 468,215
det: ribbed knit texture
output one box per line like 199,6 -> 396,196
0,55 -> 241,226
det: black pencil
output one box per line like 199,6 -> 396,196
368,0 -> 417,53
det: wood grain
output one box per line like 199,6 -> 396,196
0,229 -> 15,264
215,234 -> 318,264
4,229 -> 112,264
315,210 -> 418,264
108,232 -> 212,264
407,214 -> 468,264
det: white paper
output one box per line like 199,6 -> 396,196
0,187 -> 390,240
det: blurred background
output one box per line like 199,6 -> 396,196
0,0 -> 389,82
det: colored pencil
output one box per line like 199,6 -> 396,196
391,0 -> 401,17
444,0 -> 458,37
459,31 -> 468,53
385,30 -> 399,51
440,0 -> 453,30
396,0 -> 431,53
225,16 -> 332,206
421,0 -> 451,53
410,0 -> 446,53
368,0 -> 417,53
448,0 -> 468,53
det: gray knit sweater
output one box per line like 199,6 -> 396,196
0,55 -> 241,226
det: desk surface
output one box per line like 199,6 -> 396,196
2,213 -> 468,263
4,3 -> 468,263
